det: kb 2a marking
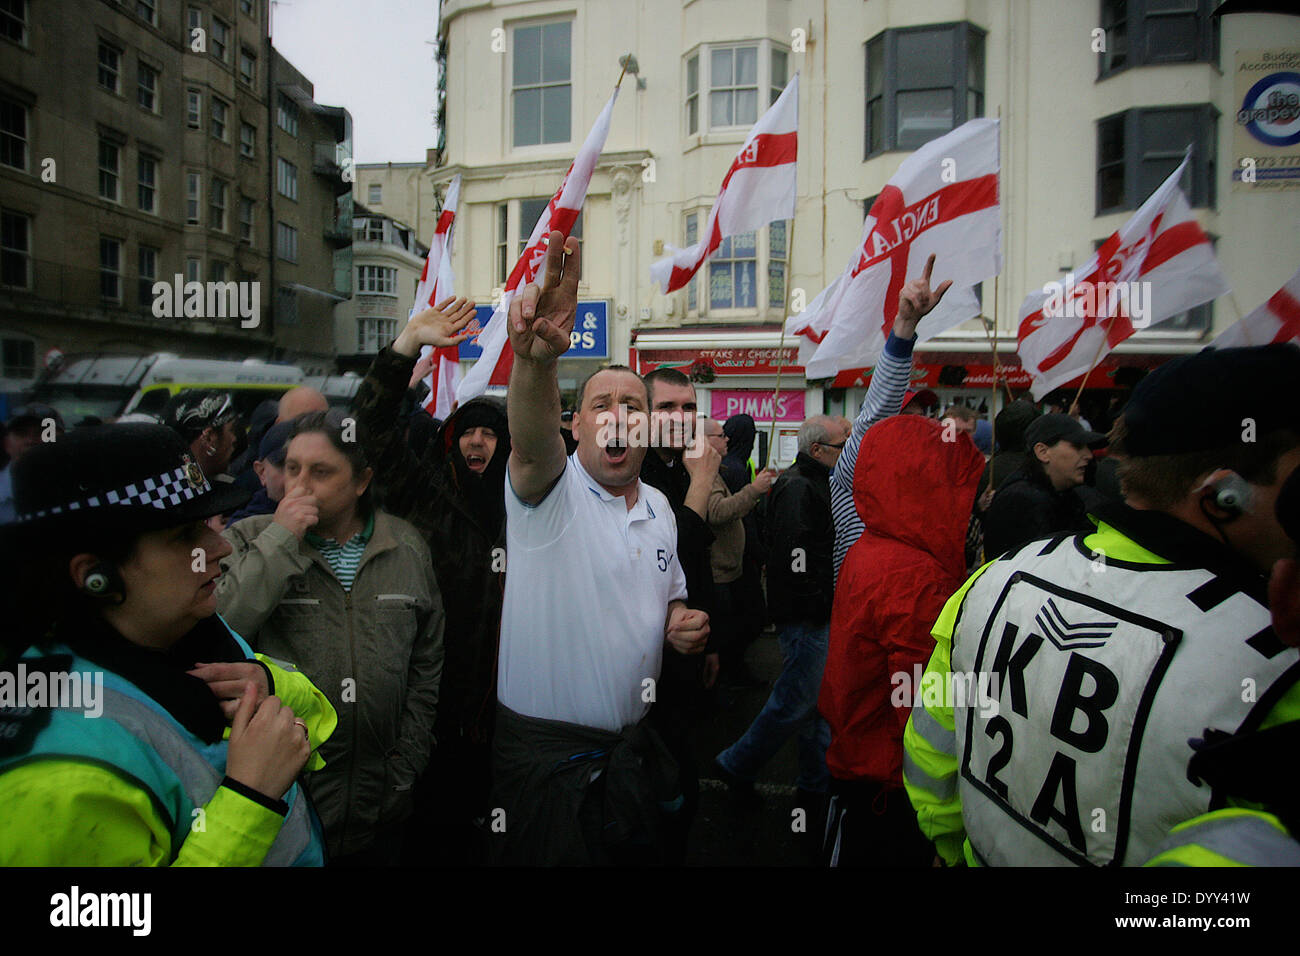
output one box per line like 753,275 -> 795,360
962,577 -> 1173,864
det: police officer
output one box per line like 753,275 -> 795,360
0,423 -> 336,866
904,345 -> 1300,866
1145,462 -> 1300,866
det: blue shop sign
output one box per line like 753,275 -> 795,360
458,301 -> 609,360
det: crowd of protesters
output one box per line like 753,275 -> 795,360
2,238 -> 1298,868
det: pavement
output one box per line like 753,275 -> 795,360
683,628 -> 826,866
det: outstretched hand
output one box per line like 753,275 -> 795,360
895,253 -> 954,335
508,231 -> 581,365
393,296 -> 477,357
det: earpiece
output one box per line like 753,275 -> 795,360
82,563 -> 123,599
1203,472 -> 1255,518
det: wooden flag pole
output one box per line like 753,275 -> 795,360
767,216 -> 797,469
1227,291 -> 1256,348
1071,311 -> 1118,409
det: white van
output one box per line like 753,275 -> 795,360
29,353 -> 306,424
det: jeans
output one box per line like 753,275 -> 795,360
716,620 -> 831,793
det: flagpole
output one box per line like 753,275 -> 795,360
1072,312 -> 1118,408
1227,291 -> 1256,347
768,216 -> 796,468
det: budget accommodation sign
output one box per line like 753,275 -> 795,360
1233,48 -> 1300,191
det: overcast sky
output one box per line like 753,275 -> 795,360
271,0 -> 441,165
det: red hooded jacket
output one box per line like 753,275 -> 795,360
819,415 -> 985,787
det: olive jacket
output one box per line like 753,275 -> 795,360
217,510 -> 444,860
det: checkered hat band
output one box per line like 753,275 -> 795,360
15,465 -> 212,523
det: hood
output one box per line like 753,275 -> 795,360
437,396 -> 511,533
852,415 -> 985,573
722,414 -> 757,462
993,399 -> 1039,453
438,395 -> 510,460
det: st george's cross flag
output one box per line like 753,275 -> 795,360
649,75 -> 799,293
410,174 -> 461,419
456,88 -> 619,402
788,118 -> 1000,379
1017,153 -> 1229,399
1211,265 -> 1300,348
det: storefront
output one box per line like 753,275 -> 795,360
630,326 -> 813,468
829,340 -> 1196,433
632,326 -> 1198,461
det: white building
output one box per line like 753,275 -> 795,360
333,204 -> 427,373
433,0 -> 1300,463
354,161 -> 442,245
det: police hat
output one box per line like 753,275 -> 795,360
6,423 -> 249,530
1121,344 -> 1300,457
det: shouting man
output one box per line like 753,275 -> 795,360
490,232 -> 709,865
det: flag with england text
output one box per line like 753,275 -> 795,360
649,75 -> 798,294
1017,153 -> 1229,400
1211,265 -> 1300,349
410,174 -> 461,419
787,118 -> 1000,380
457,89 -> 619,402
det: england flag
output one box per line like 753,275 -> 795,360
1211,265 -> 1300,349
650,75 -> 798,293
1017,153 -> 1229,399
788,118 -> 1000,380
410,174 -> 461,419
457,88 -> 619,402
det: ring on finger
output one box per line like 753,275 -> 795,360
293,718 -> 309,741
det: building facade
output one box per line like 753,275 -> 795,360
353,159 -> 441,243
434,0 -> 1300,462
334,202 -> 427,374
0,0 -> 351,404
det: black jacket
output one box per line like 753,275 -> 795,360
353,346 -> 507,745
765,452 -> 835,626
639,450 -> 716,622
981,465 -> 1092,560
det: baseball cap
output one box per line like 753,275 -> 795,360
257,420 -> 294,466
7,423 -> 250,529
1025,413 -> 1107,450
161,389 -> 238,443
1120,344 -> 1300,457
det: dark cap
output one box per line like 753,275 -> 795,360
257,420 -> 294,466
1025,413 -> 1107,450
7,423 -> 249,529
1122,344 -> 1300,457
161,389 -> 238,443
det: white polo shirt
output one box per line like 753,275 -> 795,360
498,452 -> 688,732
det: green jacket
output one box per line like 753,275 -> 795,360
0,629 -> 337,867
1145,808 -> 1300,866
218,509 -> 444,859
904,507 -> 1300,866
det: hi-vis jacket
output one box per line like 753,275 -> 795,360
0,619 -> 337,866
903,503 -> 1300,867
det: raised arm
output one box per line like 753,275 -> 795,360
352,297 -> 476,504
832,254 -> 953,495
507,232 -> 581,504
